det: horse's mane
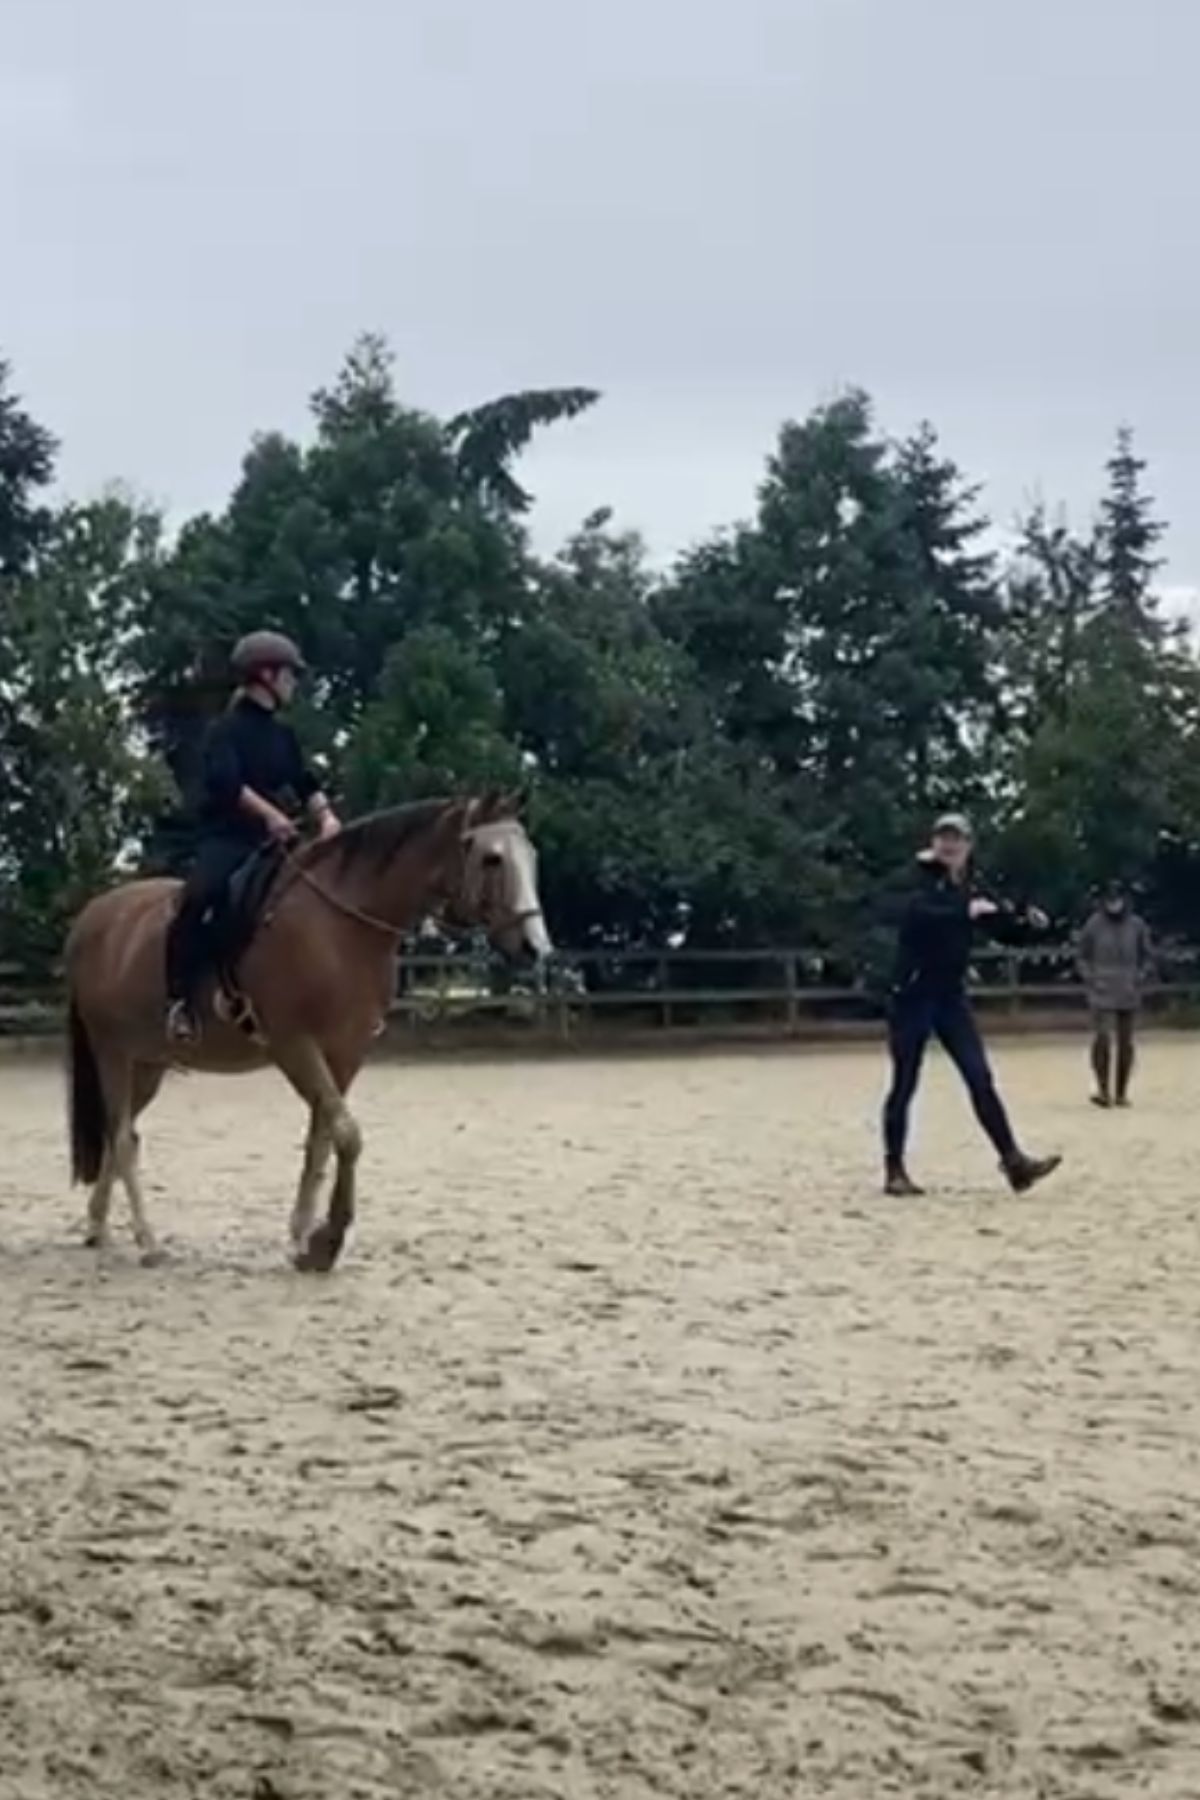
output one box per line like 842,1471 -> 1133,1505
299,798 -> 457,876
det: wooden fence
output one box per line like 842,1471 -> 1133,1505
7,944 -> 1198,1043
391,943 -> 1200,1039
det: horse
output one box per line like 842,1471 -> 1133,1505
65,792 -> 550,1272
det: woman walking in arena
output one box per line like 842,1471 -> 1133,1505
882,812 -> 1063,1197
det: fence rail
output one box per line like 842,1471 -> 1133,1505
6,944 -> 1200,1041
394,943 -> 1200,1037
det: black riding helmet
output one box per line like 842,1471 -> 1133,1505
231,630 -> 307,682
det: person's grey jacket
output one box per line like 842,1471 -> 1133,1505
1077,910 -> 1154,1011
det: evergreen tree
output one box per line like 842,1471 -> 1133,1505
994,438 -> 1200,920
0,359 -> 56,578
1096,424 -> 1164,635
888,421 -> 1001,817
6,339 -> 1200,968
1000,506 -> 1098,736
662,395 -> 1005,882
343,624 -> 521,809
1,497 -> 167,970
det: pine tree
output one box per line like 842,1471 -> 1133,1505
1001,505 -> 1098,734
1096,424 -> 1164,638
0,358 -> 56,578
994,435 -> 1200,919
889,421 -> 1002,815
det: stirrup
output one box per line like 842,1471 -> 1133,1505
166,1001 -> 198,1044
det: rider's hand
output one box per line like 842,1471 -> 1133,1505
1026,905 -> 1050,931
266,809 -> 299,844
968,897 -> 999,920
317,809 -> 342,842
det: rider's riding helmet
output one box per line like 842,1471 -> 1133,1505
231,630 -> 307,682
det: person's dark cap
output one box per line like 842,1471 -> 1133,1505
932,811 -> 973,839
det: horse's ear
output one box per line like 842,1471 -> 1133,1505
494,786 -> 528,819
435,799 -> 472,856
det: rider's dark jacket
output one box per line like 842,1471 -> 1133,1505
200,696 -> 319,844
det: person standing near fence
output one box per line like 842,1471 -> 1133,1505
1076,881 -> 1153,1109
882,812 -> 1062,1197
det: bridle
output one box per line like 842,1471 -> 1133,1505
445,830 -> 547,944
283,850 -> 546,949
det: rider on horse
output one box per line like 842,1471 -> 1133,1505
165,630 -> 341,1043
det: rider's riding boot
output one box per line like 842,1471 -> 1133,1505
1002,1150 -> 1062,1193
884,1160 -> 925,1197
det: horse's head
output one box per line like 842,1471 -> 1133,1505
445,791 -> 553,966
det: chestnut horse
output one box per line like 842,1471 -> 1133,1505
65,794 -> 550,1271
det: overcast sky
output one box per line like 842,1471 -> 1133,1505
4,0 -> 1198,599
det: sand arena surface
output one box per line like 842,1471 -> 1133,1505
1,1036 -> 1198,1798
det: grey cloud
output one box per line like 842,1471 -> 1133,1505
3,0 -> 1196,583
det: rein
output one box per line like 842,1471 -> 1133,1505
284,854 -> 544,946
289,860 -> 403,940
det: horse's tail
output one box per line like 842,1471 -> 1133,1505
68,1001 -> 107,1185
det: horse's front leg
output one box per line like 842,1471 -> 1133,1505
273,1037 -> 363,1274
290,1107 -> 333,1257
317,1102 -> 363,1271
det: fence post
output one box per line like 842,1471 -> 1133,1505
659,954 -> 672,1030
1008,952 -> 1021,1016
785,952 -> 799,1036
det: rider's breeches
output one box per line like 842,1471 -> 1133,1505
165,835 -> 250,1003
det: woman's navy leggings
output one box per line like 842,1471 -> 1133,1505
883,988 -> 1017,1165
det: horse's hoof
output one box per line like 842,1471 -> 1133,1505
294,1247 -> 333,1274
140,1247 -> 168,1269
293,1227 -> 339,1274
82,1233 -> 110,1251
294,1249 -> 328,1274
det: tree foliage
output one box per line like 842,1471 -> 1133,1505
447,386 -> 600,513
1,495 -> 168,969
2,339 -> 1198,976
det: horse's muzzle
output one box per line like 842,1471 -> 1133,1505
492,908 -> 553,967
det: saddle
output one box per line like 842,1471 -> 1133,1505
209,844 -> 286,1038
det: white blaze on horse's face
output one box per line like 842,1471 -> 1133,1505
465,818 -> 553,962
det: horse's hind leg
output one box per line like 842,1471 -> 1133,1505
124,1066 -> 168,1266
84,1061 -> 160,1249
84,1150 -> 117,1249
117,1124 -> 164,1268
101,1060 -> 167,1267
